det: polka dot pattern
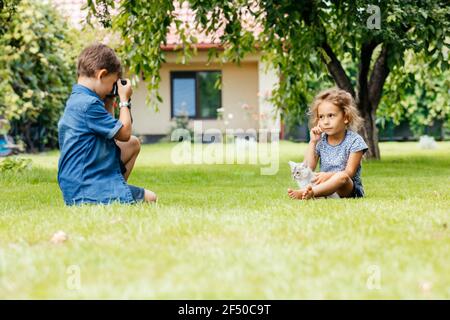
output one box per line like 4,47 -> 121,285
315,130 -> 368,188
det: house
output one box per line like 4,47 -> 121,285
132,52 -> 280,143
50,0 -> 281,143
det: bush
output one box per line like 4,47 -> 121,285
0,0 -> 76,152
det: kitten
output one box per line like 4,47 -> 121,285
288,161 -> 339,199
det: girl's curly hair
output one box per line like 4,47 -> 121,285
308,87 -> 364,132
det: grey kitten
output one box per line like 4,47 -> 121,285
288,161 -> 339,199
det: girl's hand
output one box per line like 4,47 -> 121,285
309,125 -> 323,143
311,172 -> 334,184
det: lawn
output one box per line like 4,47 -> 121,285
0,141 -> 449,299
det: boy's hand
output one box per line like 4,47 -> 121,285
311,172 -> 334,184
118,78 -> 132,102
309,125 -> 323,143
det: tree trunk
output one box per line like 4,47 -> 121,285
20,122 -> 36,153
358,101 -> 380,159
356,41 -> 381,160
320,41 -> 389,159
364,44 -> 389,159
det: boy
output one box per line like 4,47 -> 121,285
58,43 -> 157,205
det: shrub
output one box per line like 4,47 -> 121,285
0,0 -> 76,152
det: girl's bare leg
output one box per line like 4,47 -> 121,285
288,172 -> 354,200
312,172 -> 354,198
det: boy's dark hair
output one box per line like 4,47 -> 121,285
77,43 -> 122,78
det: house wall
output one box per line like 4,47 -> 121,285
131,52 -> 261,136
258,60 -> 280,132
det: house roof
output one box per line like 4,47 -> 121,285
49,0 -> 262,51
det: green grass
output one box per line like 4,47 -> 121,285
0,141 -> 449,299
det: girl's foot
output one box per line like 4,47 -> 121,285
288,187 -> 314,200
301,185 -> 315,199
288,188 -> 303,199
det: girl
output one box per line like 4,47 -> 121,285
288,88 -> 368,200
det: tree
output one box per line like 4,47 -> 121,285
87,0 -> 449,159
379,50 -> 450,137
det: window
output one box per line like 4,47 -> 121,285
171,71 -> 222,119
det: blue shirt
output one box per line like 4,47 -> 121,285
315,130 -> 368,189
57,84 -> 134,205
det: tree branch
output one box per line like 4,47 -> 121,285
368,44 -> 390,110
320,42 -> 355,98
297,0 -> 355,97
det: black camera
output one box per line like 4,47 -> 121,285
109,79 -> 128,97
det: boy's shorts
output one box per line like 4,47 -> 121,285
115,142 -> 145,202
128,184 -> 145,202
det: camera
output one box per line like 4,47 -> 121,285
109,79 -> 128,97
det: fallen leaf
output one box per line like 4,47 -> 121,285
110,217 -> 123,224
419,281 -> 432,294
50,230 -> 68,244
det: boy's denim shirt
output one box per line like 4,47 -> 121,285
57,84 -> 134,205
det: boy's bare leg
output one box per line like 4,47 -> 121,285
116,137 -> 158,203
115,135 -> 140,181
287,172 -> 354,200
